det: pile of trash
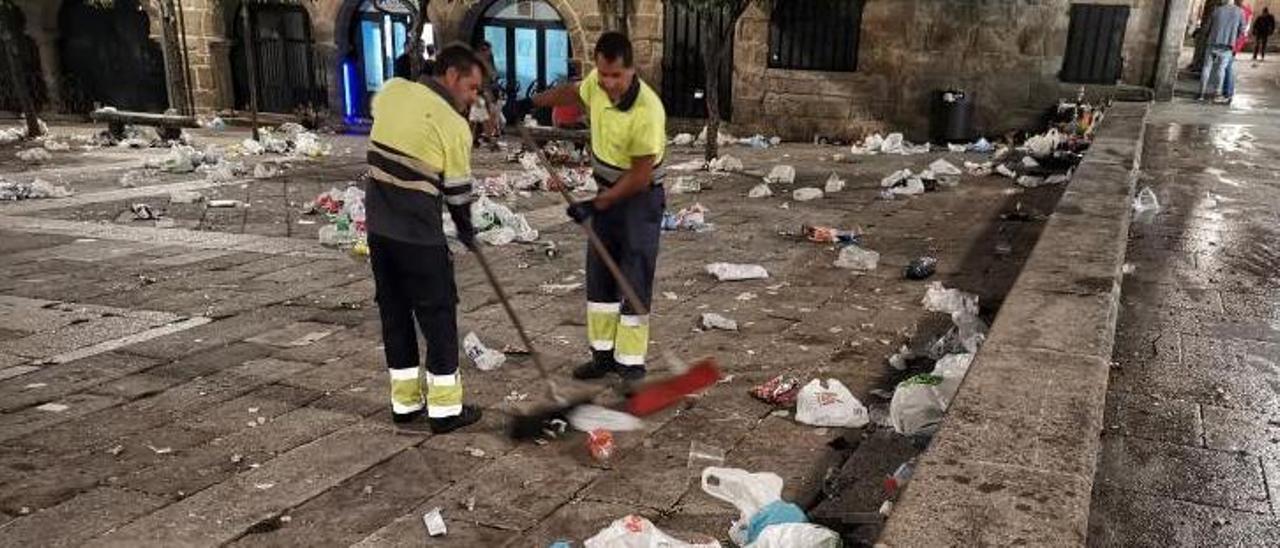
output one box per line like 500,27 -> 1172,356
240,122 -> 331,158
15,148 -> 52,164
849,132 -> 931,155
662,203 -> 713,232
466,196 -> 538,246
672,127 -> 783,150
306,185 -> 367,251
877,158 -> 965,199
0,126 -> 25,145
0,177 -> 73,201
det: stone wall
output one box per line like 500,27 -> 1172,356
731,0 -> 1170,141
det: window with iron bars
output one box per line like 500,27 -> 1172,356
768,0 -> 864,72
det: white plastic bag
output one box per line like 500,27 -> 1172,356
709,155 -> 744,173
702,467 -> 784,546
701,313 -> 739,331
834,246 -> 879,271
889,374 -> 948,436
792,188 -> 823,202
765,165 -> 796,184
1133,187 -> 1159,214
748,184 -> 772,198
931,352 -> 975,409
823,173 -> 845,193
463,332 -> 506,371
706,263 -> 769,281
921,282 -> 978,316
747,523 -> 841,548
795,379 -> 869,428
928,159 -> 962,177
584,515 -> 720,548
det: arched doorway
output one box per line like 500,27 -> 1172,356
56,0 -> 165,113
473,0 -> 571,103
0,3 -> 46,113
230,0 -> 325,114
339,0 -> 435,119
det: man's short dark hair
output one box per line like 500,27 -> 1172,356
594,31 -> 633,67
477,40 -> 492,52
393,53 -> 413,79
433,42 -> 485,78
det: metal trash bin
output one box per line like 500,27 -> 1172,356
929,89 -> 974,144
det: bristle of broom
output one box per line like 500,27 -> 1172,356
626,358 -> 721,417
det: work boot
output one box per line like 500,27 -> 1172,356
428,405 -> 483,435
617,365 -> 647,382
573,351 -> 619,380
391,408 -> 425,424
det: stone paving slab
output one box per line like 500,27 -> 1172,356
1088,486 -> 1280,547
0,487 -> 170,548
1096,435 -> 1270,514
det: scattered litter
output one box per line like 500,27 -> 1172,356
465,447 -> 486,458
473,196 -> 537,244
1021,156 -> 1040,169
750,374 -> 802,407
663,292 -> 679,300
1133,187 -> 1160,217
586,429 -> 615,462
904,256 -> 937,280
964,161 -> 994,177
970,138 -> 994,153
888,345 -> 913,371
850,132 -> 929,155
995,164 -> 1017,179
568,405 -> 644,432
922,282 -> 978,316
146,444 -> 173,455
701,313 -> 739,331
803,225 -> 860,246
928,159 -> 962,177
253,162 -> 282,179
708,155 -> 744,173
1022,128 -> 1062,158
823,173 -> 846,193
16,148 -> 52,163
735,292 -> 756,301
706,263 -> 769,281
688,441 -> 727,469
834,245 -> 880,271
36,403 -> 69,412
669,159 -> 705,172
891,177 -> 926,196
884,458 -> 916,497
765,165 -> 796,184
748,183 -> 773,198
207,199 -> 243,208
947,143 -> 967,153
670,177 -> 701,194
130,203 -> 158,221
662,203 -> 714,232
422,508 -> 447,537
1122,263 -> 1136,275
1045,172 -> 1072,185
880,169 -> 912,188
890,353 -> 975,436
701,467 -> 814,546
1016,175 -> 1047,188
463,332 -> 506,371
792,187 -> 823,202
795,379 -> 869,428
539,282 -> 582,295
0,178 -> 73,201
584,515 -> 717,548
671,133 -> 695,146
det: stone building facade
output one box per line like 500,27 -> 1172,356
6,0 -> 1198,139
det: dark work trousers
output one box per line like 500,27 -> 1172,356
369,233 -> 459,378
1255,37 -> 1270,59
585,185 -> 665,367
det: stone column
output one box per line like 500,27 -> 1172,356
1154,0 -> 1193,101
26,27 -> 62,111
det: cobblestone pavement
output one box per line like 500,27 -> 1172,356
1088,60 -> 1280,545
0,122 -> 1059,545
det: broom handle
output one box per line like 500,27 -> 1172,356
469,243 -> 562,403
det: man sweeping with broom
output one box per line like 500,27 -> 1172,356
365,44 -> 486,432
515,32 -> 667,382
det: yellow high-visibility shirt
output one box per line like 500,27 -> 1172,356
578,69 -> 666,183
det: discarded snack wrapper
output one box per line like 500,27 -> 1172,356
904,256 -> 938,280
803,224 -> 861,246
750,374 -> 802,407
587,429 -> 615,462
422,508 -> 447,536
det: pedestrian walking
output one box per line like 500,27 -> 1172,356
1254,8 -> 1275,60
365,43 -> 485,432
1200,0 -> 1248,103
515,32 -> 667,382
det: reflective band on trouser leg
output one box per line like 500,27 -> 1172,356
388,367 -> 424,414
614,314 -> 650,366
588,301 -> 621,351
425,372 -> 463,418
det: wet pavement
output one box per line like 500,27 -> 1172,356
1088,57 -> 1280,545
0,119 -> 1064,544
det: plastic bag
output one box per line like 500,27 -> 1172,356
584,515 -> 720,548
709,155 -> 744,173
671,177 -> 702,194
880,169 -> 912,188
747,523 -> 841,548
792,188 -> 823,201
765,165 -> 795,185
928,159 -> 962,177
701,313 -> 739,331
823,173 -> 845,193
568,404 -> 644,432
834,246 -> 879,271
702,467 -> 785,546
921,282 -> 978,316
931,352 -> 974,408
748,184 -> 772,198
750,375 -> 802,407
463,332 -> 506,371
706,263 -> 769,281
889,374 -> 947,436
890,177 -> 926,196
1133,187 -> 1159,214
17,148 -> 52,164
795,379 -> 869,428
671,133 -> 695,146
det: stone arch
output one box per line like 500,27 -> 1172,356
332,0 -> 419,66
459,0 -> 587,68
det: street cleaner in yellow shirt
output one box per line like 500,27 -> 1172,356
515,32 -> 667,382
365,44 -> 486,432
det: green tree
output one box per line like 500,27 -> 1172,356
666,0 -> 767,161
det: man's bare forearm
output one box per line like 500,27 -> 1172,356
532,83 -> 583,109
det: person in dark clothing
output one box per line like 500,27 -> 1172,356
1254,8 -> 1276,60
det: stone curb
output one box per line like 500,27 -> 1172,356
877,101 -> 1150,547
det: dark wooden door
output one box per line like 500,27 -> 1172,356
661,2 -> 733,120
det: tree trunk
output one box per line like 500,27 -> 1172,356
700,16 -> 727,162
407,0 -> 428,79
0,5 -> 41,138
